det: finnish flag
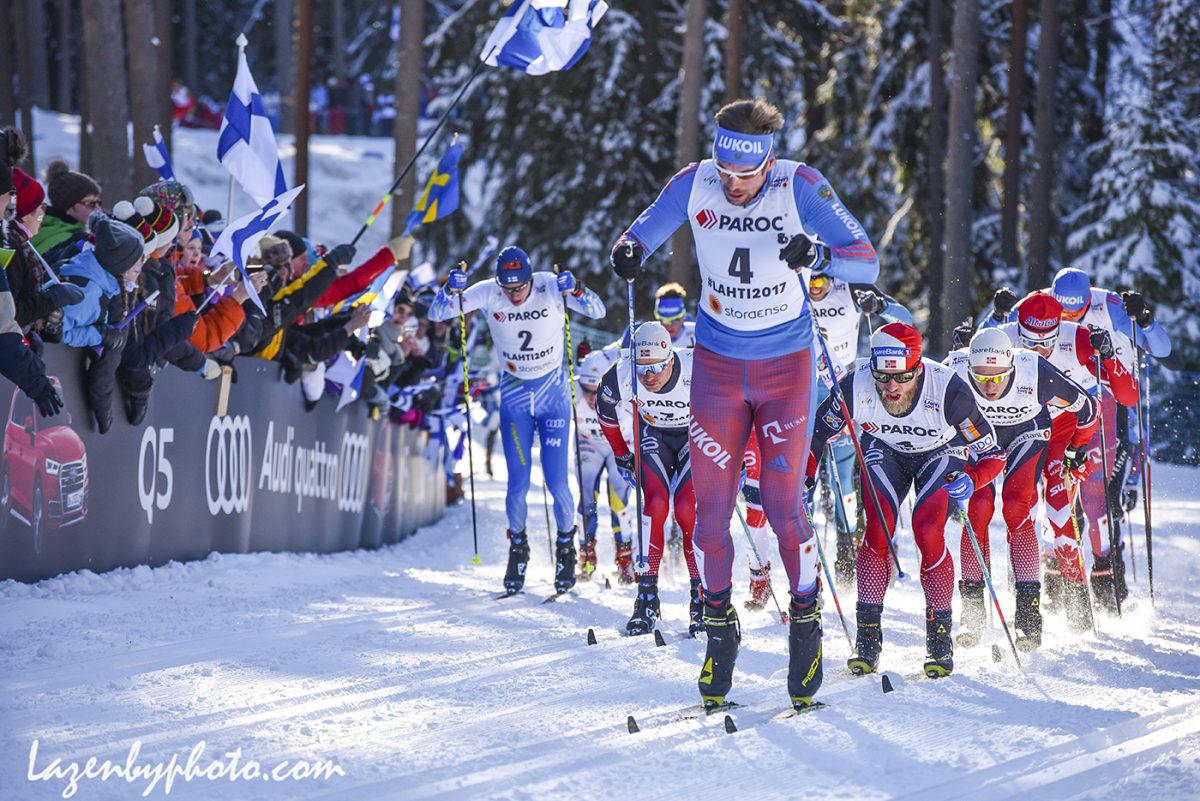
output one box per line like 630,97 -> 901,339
210,185 -> 305,314
218,44 -> 289,206
141,125 -> 175,182
480,0 -> 608,76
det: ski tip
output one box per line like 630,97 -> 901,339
627,715 -> 640,734
991,644 -> 1004,663
881,674 -> 894,694
586,628 -> 598,646
604,577 -> 612,590
654,630 -> 667,647
495,590 -> 522,600
723,714 -> 738,734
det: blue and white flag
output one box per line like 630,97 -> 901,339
480,0 -> 608,76
210,185 -> 305,313
141,125 -> 175,182
326,352 -> 365,412
218,44 -> 289,206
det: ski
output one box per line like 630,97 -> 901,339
495,590 -> 525,600
585,627 -> 695,647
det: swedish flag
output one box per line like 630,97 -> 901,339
404,142 -> 463,235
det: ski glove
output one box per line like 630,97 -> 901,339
325,243 -> 357,269
1122,484 -> 1138,512
780,235 -> 826,273
992,287 -> 1018,322
610,238 -> 643,281
1088,326 -> 1115,360
944,471 -> 975,501
556,271 -> 576,294
615,453 -> 637,488
446,269 -> 468,293
951,318 -> 976,350
1121,291 -> 1154,327
1061,445 -> 1089,483
32,382 -> 63,418
854,288 -> 886,316
41,282 -> 85,309
96,323 -> 128,351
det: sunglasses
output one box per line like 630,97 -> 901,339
500,281 -> 530,295
871,368 -> 918,384
636,359 -> 671,376
1019,335 -> 1057,350
581,386 -> 598,396
79,198 -> 103,210
712,151 -> 772,180
969,367 -> 1014,385
809,274 -> 832,291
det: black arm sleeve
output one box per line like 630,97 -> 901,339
1036,358 -> 1096,427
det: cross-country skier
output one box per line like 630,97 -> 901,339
807,322 -> 1006,678
575,350 -> 635,583
653,282 -> 697,348
945,328 -> 1098,648
597,321 -> 704,636
997,292 -> 1139,617
429,246 -> 605,595
610,98 -> 880,710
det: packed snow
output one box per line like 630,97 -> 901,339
2,437 -> 1199,801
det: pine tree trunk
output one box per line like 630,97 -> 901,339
670,0 -> 706,295
293,0 -> 314,235
926,0 -> 947,345
391,0 -> 424,237
1083,0 -> 1111,148
125,0 -> 161,190
26,0 -> 51,108
1027,0 -> 1060,288
14,0 -> 37,170
0,0 -> 15,124
80,0 -> 133,201
1000,0 -> 1029,274
153,0 -> 173,155
636,0 -> 661,109
182,0 -> 198,92
331,0 -> 348,85
55,0 -> 74,113
275,0 -> 295,133
940,0 -> 980,353
723,0 -> 744,104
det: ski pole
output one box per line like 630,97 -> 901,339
626,280 -> 648,574
957,501 -> 1023,669
456,270 -> 481,565
1065,474 -> 1100,636
92,290 -> 160,357
803,498 -> 853,647
1093,359 -> 1123,617
733,503 -> 788,625
1130,320 -> 1155,606
800,279 -> 906,579
558,267 -> 590,570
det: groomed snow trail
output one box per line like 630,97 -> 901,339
3,454 -> 1199,801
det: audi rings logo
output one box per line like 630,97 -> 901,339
206,415 -> 253,515
337,432 -> 370,513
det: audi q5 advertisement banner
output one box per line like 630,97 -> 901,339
0,347 -> 445,583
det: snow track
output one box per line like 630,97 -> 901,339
3,460 -> 1200,800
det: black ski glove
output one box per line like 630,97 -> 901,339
992,287 -> 1018,322
610,238 -> 643,281
1121,291 -> 1154,327
780,235 -> 828,273
32,382 -> 63,418
1061,445 -> 1088,481
854,288 -> 886,316
95,323 -> 128,351
325,243 -> 357,269
1088,326 -> 1115,360
951,318 -> 976,350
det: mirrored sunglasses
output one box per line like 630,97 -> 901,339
635,360 -> 671,376
969,367 -> 1014,385
871,368 -> 918,384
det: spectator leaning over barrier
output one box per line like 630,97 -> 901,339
30,159 -> 102,268
59,213 -> 146,433
0,159 -> 64,418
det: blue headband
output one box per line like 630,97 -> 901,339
712,126 -> 774,168
655,297 -> 686,321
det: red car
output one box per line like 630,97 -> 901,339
0,380 -> 88,553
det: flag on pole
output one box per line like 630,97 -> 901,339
141,125 -> 176,182
218,39 -> 289,206
404,142 -> 463,235
406,261 -> 437,290
326,352 -> 366,411
480,0 -> 609,75
210,185 -> 305,313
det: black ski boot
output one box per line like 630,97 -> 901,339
626,576 -> 660,635
698,592 -> 740,710
1014,581 -> 1042,650
787,595 -> 823,709
1063,579 -> 1095,632
956,580 -> 986,648
847,603 -> 883,675
502,531 -> 530,594
923,608 -> 954,678
1090,548 -> 1127,614
553,528 -> 578,594
688,579 -> 705,637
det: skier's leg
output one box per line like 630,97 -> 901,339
1000,428 -> 1050,584
1081,388 -> 1118,557
960,481 -> 996,582
855,438 -> 909,606
639,426 -> 673,578
1044,413 -> 1085,582
910,449 -> 965,615
578,445 -> 604,543
499,380 -> 535,533
535,376 -> 576,533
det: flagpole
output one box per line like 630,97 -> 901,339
226,33 -> 249,223
350,47 -> 495,247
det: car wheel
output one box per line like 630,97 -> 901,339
32,475 -> 43,555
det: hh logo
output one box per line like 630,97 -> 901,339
696,209 -> 718,229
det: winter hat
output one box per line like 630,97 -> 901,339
138,180 -> 195,217
495,245 -> 532,287
1016,292 -> 1063,344
112,197 -> 158,255
654,295 -> 686,322
870,322 -> 922,371
256,235 -> 291,268
1051,268 -> 1091,313
276,230 -> 308,260
11,168 -> 45,219
968,327 -> 1014,369
579,351 -> 610,388
88,211 -> 144,277
633,321 -> 672,363
138,196 -> 180,251
46,159 -> 101,212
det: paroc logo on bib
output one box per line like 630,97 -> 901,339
696,209 -> 717,229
